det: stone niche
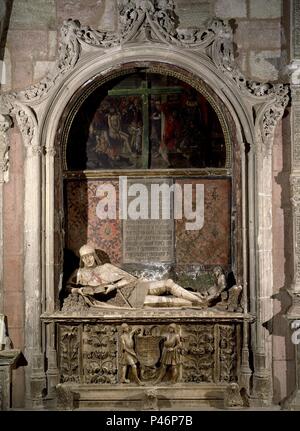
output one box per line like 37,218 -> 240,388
44,62 -> 247,410
62,66 -> 236,287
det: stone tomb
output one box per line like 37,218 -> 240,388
42,309 -> 248,410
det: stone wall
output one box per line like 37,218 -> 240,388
0,0 -> 290,407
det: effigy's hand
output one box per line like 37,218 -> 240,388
105,284 -> 117,294
80,286 -> 94,295
71,287 -> 79,295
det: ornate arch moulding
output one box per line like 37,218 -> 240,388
0,0 -> 288,156
0,0 -> 289,407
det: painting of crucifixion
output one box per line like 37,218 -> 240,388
66,72 -> 226,170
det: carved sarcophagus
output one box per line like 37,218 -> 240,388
42,310 -> 248,409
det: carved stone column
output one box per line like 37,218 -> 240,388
44,145 -> 59,401
240,142 -> 252,394
251,86 -> 289,405
0,114 -> 12,314
252,131 -> 274,405
17,108 -> 46,406
23,141 -> 46,407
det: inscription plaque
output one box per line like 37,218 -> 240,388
123,179 -> 174,263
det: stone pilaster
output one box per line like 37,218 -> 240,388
44,146 -> 59,402
0,114 -> 12,315
283,0 -> 300,410
251,82 -> 289,406
285,59 -> 300,409
252,131 -> 274,406
23,142 -> 46,408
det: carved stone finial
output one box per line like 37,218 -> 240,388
0,114 -> 12,183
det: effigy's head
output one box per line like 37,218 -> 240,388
79,244 -> 97,268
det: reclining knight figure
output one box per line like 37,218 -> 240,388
66,244 -> 227,309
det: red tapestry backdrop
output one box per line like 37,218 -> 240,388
65,178 -> 231,266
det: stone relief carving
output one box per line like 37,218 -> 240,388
290,175 -> 300,288
219,325 -> 237,382
261,90 -> 289,141
133,326 -> 163,382
215,285 -> 243,312
0,0 -> 288,188
0,0 -> 288,207
292,1 -> 300,60
59,326 -> 80,383
224,382 -> 244,409
291,89 -> 300,169
56,322 -> 241,386
288,64 -> 300,307
0,114 -> 12,183
181,324 -> 214,383
82,324 -> 117,384
0,97 -> 38,152
119,323 -> 144,385
56,383 -> 76,410
118,324 -> 183,385
142,388 -> 158,410
0,0 -> 288,138
291,176 -> 300,211
61,292 -> 87,313
154,323 -> 182,384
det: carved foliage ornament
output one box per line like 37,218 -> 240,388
57,322 -> 240,386
59,326 -> 80,383
291,176 -> 300,211
0,0 -> 289,160
0,114 -> 12,183
0,96 -> 38,149
83,324 -> 117,384
290,176 -> 300,284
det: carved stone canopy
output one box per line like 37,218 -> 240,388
0,0 -> 288,166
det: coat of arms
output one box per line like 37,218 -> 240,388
135,335 -> 162,367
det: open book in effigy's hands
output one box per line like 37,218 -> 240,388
81,279 -> 124,295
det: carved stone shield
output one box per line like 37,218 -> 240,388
135,335 -> 162,367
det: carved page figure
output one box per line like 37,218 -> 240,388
155,323 -> 182,384
119,323 -> 143,385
